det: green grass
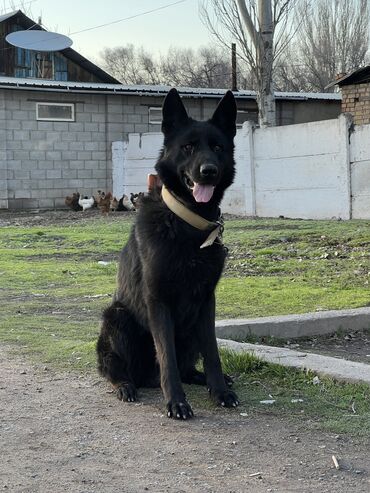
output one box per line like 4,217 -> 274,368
1,215 -> 370,365
220,217 -> 370,317
216,349 -> 370,437
185,348 -> 370,436
1,213 -> 370,435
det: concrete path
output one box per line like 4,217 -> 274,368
216,306 -> 370,339
218,338 -> 370,385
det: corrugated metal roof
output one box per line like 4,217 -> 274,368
0,76 -> 342,101
326,66 -> 370,89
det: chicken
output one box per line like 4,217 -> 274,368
109,194 -> 135,212
96,190 -> 105,204
78,195 -> 95,212
65,192 -> 82,211
120,194 -> 135,211
97,191 -> 112,215
110,196 -> 119,211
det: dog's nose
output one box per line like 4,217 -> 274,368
200,163 -> 218,178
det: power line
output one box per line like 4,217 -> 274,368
0,0 -> 188,53
69,0 -> 188,36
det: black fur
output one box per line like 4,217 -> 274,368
97,88 -> 239,419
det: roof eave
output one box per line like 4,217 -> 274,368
0,77 -> 342,101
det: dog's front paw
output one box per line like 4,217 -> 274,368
167,400 -> 194,420
212,389 -> 239,408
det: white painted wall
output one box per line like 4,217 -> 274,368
112,115 -> 370,219
112,129 -> 253,216
112,141 -> 127,199
253,115 -> 351,219
114,133 -> 160,196
350,124 -> 370,219
224,122 -> 255,215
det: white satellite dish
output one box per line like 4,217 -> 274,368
6,30 -> 73,51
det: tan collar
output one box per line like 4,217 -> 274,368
161,185 -> 223,249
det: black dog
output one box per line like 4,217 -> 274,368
97,88 -> 239,419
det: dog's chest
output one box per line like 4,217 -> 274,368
137,206 -> 226,296
165,245 -> 225,297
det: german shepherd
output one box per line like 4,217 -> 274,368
97,88 -> 239,419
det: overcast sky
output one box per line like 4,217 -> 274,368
14,0 -> 213,62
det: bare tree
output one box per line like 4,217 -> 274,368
100,44 -> 238,89
275,0 -> 370,92
160,45 -> 233,87
100,45 -> 161,85
199,0 -> 300,126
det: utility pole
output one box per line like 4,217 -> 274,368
257,0 -> 275,126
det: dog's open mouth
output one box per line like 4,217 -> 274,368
183,174 -> 215,203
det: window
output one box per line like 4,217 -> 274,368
36,102 -> 75,121
149,107 -> 162,125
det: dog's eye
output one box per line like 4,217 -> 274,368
213,144 -> 223,152
182,144 -> 194,154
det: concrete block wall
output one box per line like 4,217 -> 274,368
2,90 -> 110,209
341,83 -> 370,125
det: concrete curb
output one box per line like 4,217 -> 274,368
216,307 -> 370,340
217,339 -> 370,385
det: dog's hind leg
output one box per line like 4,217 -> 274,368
97,337 -> 137,402
181,368 -> 233,388
177,336 -> 233,387
97,302 -> 157,402
176,337 -> 202,384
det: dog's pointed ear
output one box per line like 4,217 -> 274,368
162,88 -> 189,136
210,91 -> 237,138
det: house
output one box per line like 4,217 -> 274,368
328,66 -> 370,125
0,10 -> 119,83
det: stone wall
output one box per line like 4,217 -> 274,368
341,82 -> 370,125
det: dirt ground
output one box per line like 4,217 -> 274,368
1,346 -> 369,493
281,330 -> 370,364
0,207 -> 135,228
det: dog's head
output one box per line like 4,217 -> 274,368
155,88 -> 236,206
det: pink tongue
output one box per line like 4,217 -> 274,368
193,183 -> 215,203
